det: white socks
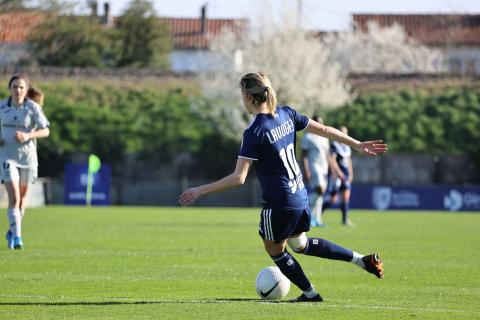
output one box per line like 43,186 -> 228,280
303,286 -> 318,298
309,192 -> 324,224
7,208 -> 22,237
351,251 -> 366,269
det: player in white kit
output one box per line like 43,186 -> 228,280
1,74 -> 50,250
301,116 -> 334,227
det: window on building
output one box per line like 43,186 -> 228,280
465,59 -> 477,76
448,58 -> 462,75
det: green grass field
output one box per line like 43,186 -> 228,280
1,206 -> 479,319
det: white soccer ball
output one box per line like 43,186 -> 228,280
255,266 -> 291,300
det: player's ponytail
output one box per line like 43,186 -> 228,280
240,72 -> 277,115
264,85 -> 277,115
27,86 -> 44,107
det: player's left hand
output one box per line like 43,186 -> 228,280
355,140 -> 388,156
179,187 -> 201,206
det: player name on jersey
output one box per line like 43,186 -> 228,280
266,119 -> 295,144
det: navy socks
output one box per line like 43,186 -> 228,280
341,201 -> 350,224
303,238 -> 353,262
271,251 -> 312,291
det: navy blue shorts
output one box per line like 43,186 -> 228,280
327,176 -> 351,196
259,207 -> 311,244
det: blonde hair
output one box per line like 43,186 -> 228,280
239,72 -> 277,114
27,86 -> 44,107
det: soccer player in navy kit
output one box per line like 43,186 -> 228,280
1,74 -> 50,250
179,72 -> 385,302
323,126 -> 354,226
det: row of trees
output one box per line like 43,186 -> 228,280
1,79 -> 478,179
327,87 -> 480,158
2,0 -> 171,68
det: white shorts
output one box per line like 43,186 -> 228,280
310,172 -> 328,191
2,161 -> 37,185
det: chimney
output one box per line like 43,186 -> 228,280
89,0 -> 98,18
102,1 -> 113,26
200,4 -> 207,34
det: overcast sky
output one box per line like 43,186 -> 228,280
87,0 -> 480,30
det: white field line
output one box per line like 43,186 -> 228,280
0,295 -> 477,315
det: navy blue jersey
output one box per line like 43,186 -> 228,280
239,106 -> 309,210
330,141 -> 352,178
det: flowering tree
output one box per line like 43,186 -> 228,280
196,11 -> 444,139
324,22 -> 445,74
195,13 -> 350,139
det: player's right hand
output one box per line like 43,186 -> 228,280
179,187 -> 201,206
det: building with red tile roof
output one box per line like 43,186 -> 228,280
0,7 -> 247,72
353,14 -> 480,75
0,11 -> 46,44
2,9 -> 479,75
353,14 -> 480,47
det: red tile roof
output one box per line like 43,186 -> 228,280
353,14 -> 480,46
0,11 -> 46,44
159,17 -> 247,50
0,11 -> 247,49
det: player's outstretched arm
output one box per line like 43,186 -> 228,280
178,157 -> 253,206
354,140 -> 388,156
305,119 -> 387,156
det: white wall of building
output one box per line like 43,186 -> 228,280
0,44 -> 28,66
444,46 -> 480,75
170,49 -> 222,73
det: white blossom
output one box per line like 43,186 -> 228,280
195,11 -> 444,139
325,22 -> 445,74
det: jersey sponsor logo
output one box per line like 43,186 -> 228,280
266,119 -> 294,144
260,281 -> 279,297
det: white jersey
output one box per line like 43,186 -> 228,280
0,98 -> 50,168
301,132 -> 330,178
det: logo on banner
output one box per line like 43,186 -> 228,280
372,187 -> 392,210
444,190 -> 463,211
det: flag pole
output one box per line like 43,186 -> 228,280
86,154 -> 101,206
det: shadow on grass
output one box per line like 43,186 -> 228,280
0,298 -> 291,306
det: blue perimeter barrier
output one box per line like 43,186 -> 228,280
349,185 -> 480,212
64,163 -> 111,205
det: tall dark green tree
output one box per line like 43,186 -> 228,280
27,15 -> 110,67
114,0 -> 172,69
35,0 -> 78,13
0,0 -> 27,11
0,0 -> 76,12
